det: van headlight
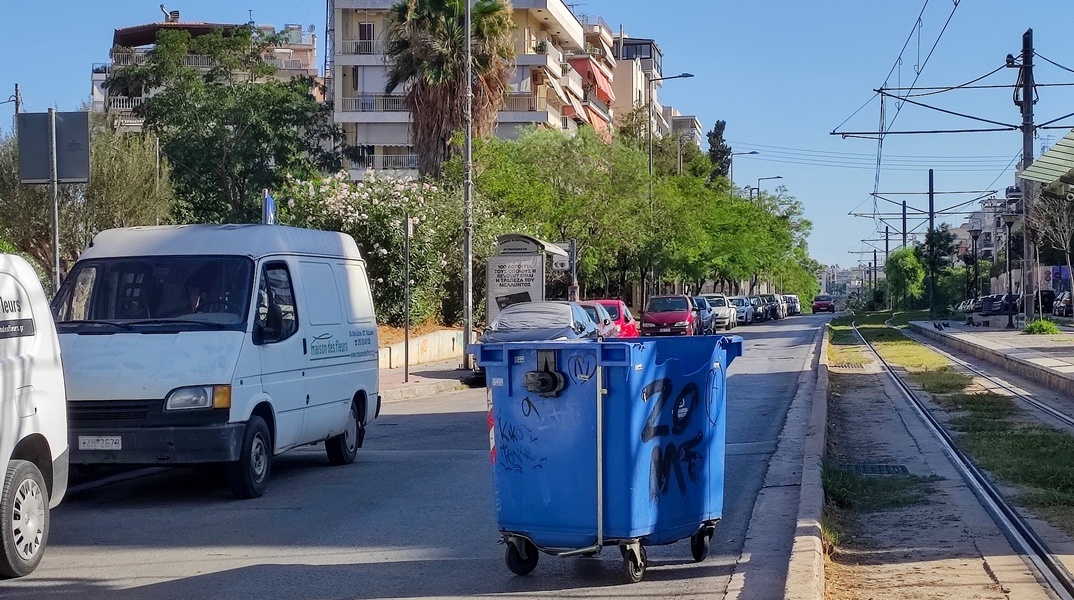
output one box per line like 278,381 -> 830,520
165,385 -> 232,410
674,321 -> 689,327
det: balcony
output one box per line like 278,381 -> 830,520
341,94 -> 407,112
107,97 -> 145,113
265,58 -> 316,75
500,93 -> 561,126
562,68 -> 583,99
582,92 -> 610,120
349,153 -> 419,170
111,51 -> 217,69
341,39 -> 384,55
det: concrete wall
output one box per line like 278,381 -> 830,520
378,329 -> 475,370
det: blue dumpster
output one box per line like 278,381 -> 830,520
473,335 -> 743,583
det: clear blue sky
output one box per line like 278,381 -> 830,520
3,0 -> 1074,269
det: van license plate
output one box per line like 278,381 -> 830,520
79,436 -> 122,451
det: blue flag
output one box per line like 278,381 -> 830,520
263,189 -> 276,225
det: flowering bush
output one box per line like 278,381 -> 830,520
276,170 -> 450,325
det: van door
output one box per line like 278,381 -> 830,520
255,261 -> 307,451
298,260 -> 351,442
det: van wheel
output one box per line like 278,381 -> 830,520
228,416 -> 272,499
326,402 -> 360,466
0,460 -> 49,578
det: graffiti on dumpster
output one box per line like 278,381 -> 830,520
641,378 -> 704,499
496,396 -> 547,473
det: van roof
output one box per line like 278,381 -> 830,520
79,224 -> 364,261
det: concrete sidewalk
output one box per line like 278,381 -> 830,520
908,320 -> 1074,396
379,358 -> 474,402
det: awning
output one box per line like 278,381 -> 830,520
542,67 -> 570,106
1021,128 -> 1074,187
567,93 -> 588,123
569,58 -> 615,104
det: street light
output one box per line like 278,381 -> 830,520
1003,212 -> 1017,329
968,227 -> 982,300
750,175 -> 782,201
728,150 -> 758,194
648,72 -> 694,182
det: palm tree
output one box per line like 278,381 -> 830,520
384,0 -> 514,177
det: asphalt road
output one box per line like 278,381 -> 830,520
0,315 -> 827,600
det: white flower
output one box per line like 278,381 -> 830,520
376,278 -> 384,283
378,248 -> 388,255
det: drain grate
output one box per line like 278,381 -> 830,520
840,464 -> 909,475
831,363 -> 865,369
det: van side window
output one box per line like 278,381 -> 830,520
339,262 -> 375,323
299,261 -> 342,326
258,263 -> 298,342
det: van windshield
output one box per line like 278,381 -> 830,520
53,256 -> 254,333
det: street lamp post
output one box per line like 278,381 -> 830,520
750,175 -> 782,201
1003,213 -> 1017,329
969,227 -> 982,300
728,150 -> 758,194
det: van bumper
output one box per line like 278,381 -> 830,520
69,424 -> 245,465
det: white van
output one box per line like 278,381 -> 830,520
51,224 -> 380,498
0,254 -> 67,577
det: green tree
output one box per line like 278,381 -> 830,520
109,26 -> 348,223
706,120 -> 732,182
885,247 -> 925,309
384,0 -> 514,177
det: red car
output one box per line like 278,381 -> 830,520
585,299 -> 639,337
812,294 -> 836,313
641,295 -> 697,336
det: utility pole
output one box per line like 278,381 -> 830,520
885,227 -> 891,310
1020,28 -> 1036,321
902,200 -> 907,247
461,0 -> 474,370
873,248 -> 878,306
928,169 -> 936,319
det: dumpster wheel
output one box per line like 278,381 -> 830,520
504,537 -> 539,576
620,542 -> 646,583
690,530 -> 712,562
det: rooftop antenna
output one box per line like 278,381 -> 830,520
249,9 -> 254,24
160,4 -> 169,19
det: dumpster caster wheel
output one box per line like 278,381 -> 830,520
505,539 -> 539,576
690,531 -> 711,562
623,545 -> 646,583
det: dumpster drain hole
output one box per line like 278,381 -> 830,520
840,464 -> 909,475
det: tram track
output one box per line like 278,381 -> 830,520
851,321 -> 1074,600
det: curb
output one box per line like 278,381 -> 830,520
907,322 -> 1074,397
784,325 -> 829,600
380,379 -> 468,403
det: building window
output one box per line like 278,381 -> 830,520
358,22 -> 374,55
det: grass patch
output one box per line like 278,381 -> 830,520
908,367 -> 972,394
822,464 -> 936,511
830,311 -> 949,370
826,322 -> 866,366
1024,319 -> 1062,335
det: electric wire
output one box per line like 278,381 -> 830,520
1037,53 -> 1074,75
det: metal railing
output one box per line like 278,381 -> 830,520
111,51 -> 217,69
341,39 -> 383,55
577,14 -> 611,33
340,95 -> 407,112
503,93 -> 548,112
583,92 -> 609,116
264,58 -> 309,70
349,154 -> 419,170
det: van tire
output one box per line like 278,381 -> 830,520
0,460 -> 49,578
326,402 -> 360,466
228,416 -> 272,499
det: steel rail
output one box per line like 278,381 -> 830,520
851,322 -> 1074,600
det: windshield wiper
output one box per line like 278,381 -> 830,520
57,320 -> 134,331
127,319 -> 228,330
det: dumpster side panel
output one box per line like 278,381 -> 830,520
604,337 -> 728,544
486,342 -> 602,549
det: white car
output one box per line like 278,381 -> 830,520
728,296 -> 755,325
701,294 -> 738,330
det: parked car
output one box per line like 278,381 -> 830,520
728,295 -> 755,324
0,254 -> 69,577
691,296 -> 717,334
1033,289 -> 1057,315
1054,291 -> 1073,317
578,300 -> 618,338
783,294 -> 801,316
760,294 -> 784,319
480,301 -> 600,343
591,299 -> 639,337
812,294 -> 836,313
749,295 -> 768,322
52,224 -> 380,499
641,295 -> 698,336
701,294 -> 737,330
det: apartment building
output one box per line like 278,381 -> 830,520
610,35 -> 671,137
91,8 -> 318,131
328,0 -> 615,180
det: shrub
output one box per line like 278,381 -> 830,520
1024,319 -> 1061,335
